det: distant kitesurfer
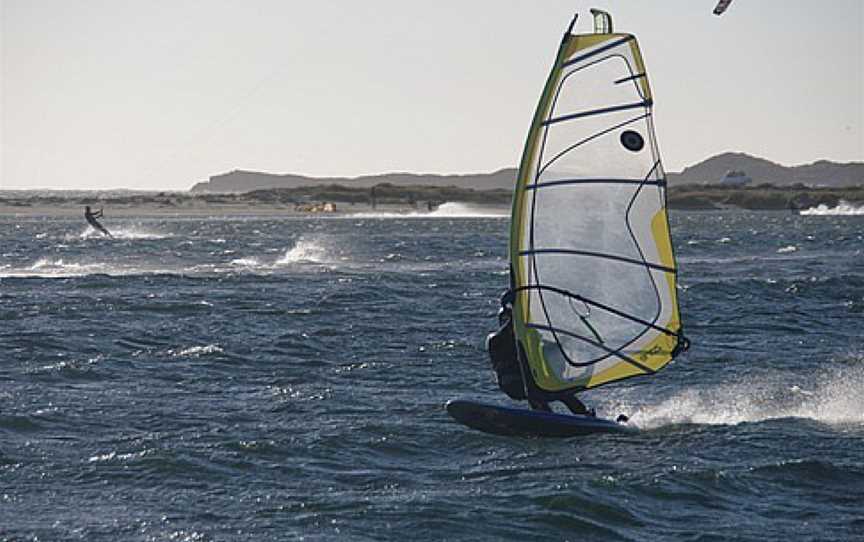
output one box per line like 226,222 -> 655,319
84,205 -> 112,237
487,279 -> 595,417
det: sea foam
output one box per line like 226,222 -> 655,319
2,258 -> 110,277
800,201 -> 864,216
276,239 -> 328,264
349,201 -> 508,219
615,362 -> 864,430
0,257 -> 168,278
72,226 -> 171,240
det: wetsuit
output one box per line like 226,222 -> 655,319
486,303 -> 525,401
84,206 -> 111,237
486,290 -> 593,416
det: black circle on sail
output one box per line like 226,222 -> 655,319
620,130 -> 645,152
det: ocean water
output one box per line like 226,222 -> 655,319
1,204 -> 863,541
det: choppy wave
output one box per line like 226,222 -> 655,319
169,344 -> 224,358
800,201 -> 864,216
3,210 -> 862,541
349,202 -> 508,219
0,256 -> 182,278
229,257 -> 262,267
1,258 -> 112,278
222,239 -> 332,270
0,257 -> 181,278
429,202 -> 509,217
70,226 -> 171,240
2,237 -> 334,278
276,238 -> 329,264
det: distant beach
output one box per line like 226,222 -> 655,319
0,191 -> 508,218
0,200 -> 421,218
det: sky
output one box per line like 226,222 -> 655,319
1,0 -> 862,191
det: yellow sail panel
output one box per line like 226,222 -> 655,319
585,361 -> 647,390
565,34 -> 618,56
510,21 -> 685,393
627,40 -> 652,103
651,208 -> 681,334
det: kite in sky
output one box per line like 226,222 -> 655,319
713,0 -> 734,15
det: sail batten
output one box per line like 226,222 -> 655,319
614,73 -> 647,85
518,249 -> 676,274
536,112 -> 652,176
541,100 -> 652,126
526,178 -> 666,189
509,17 -> 686,394
526,324 -> 657,373
515,284 -> 680,338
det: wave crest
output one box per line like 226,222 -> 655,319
71,226 -> 170,240
613,361 -> 864,429
349,201 -> 507,219
277,239 -> 328,264
800,201 -> 864,216
3,258 -> 110,277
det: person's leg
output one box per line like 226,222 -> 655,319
528,396 -> 552,412
560,395 -> 594,416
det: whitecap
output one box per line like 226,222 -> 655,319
70,226 -> 171,240
428,202 -> 509,218
277,239 -> 328,264
230,257 -> 261,267
87,450 -> 149,463
800,201 -> 864,216
4,258 -> 110,277
171,344 -> 224,357
348,201 -> 508,219
612,365 -> 864,430
0,258 -> 173,278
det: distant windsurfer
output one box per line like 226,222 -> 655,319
84,205 -> 112,237
487,285 -> 594,417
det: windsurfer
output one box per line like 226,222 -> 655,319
84,205 -> 112,237
487,289 -> 595,417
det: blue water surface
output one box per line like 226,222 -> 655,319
1,209 -> 862,541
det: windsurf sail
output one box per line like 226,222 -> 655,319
509,11 -> 687,394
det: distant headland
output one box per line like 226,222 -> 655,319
190,152 -> 863,193
1,153 -> 861,215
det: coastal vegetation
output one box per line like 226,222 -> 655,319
2,183 -> 863,213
